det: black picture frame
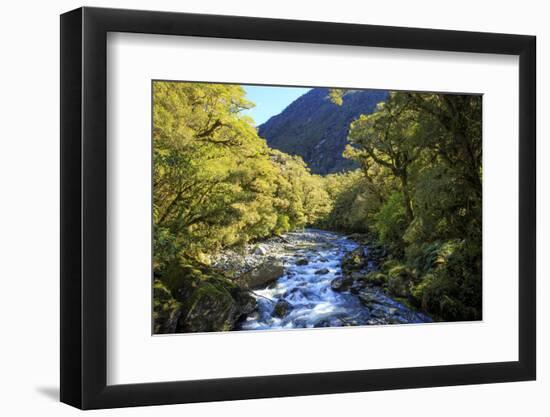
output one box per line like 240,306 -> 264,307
60,6 -> 536,410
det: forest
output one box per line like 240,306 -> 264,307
153,81 -> 482,333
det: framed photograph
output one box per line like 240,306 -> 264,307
60,6 -> 536,409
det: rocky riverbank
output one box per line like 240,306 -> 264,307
238,229 -> 430,330
153,234 -> 299,334
153,261 -> 257,334
333,241 -> 430,323
154,229 -> 431,334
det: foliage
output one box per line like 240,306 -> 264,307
374,192 -> 407,254
153,82 -> 482,329
326,90 -> 482,321
153,81 -> 330,270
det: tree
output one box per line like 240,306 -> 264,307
348,93 -> 423,225
153,81 -> 334,268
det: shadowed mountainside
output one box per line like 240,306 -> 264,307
258,88 -> 388,174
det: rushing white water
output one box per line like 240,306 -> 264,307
239,229 -> 431,330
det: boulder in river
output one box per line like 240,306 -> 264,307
341,246 -> 367,273
296,258 -> 309,266
273,299 -> 292,318
330,276 -> 353,292
315,268 -> 330,275
179,282 -> 237,332
237,258 -> 285,289
357,290 -> 380,306
177,278 -> 256,333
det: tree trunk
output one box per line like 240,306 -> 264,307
400,175 -> 414,225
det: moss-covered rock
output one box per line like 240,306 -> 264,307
387,265 -> 414,297
160,261 -> 204,302
153,280 -> 182,334
341,246 -> 367,273
362,271 -> 388,286
330,276 -> 354,292
273,299 -> 292,318
179,282 -> 236,332
154,260 -> 257,333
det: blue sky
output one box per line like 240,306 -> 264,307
242,85 -> 311,126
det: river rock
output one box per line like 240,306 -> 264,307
315,268 -> 330,275
330,276 -> 353,292
341,246 -> 367,273
296,258 -> 309,266
237,259 -> 285,289
350,280 -> 367,294
369,305 -> 388,319
232,287 -> 258,317
273,299 -> 292,318
357,290 -> 379,306
175,280 -> 257,333
251,244 -> 267,256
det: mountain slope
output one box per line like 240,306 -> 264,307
258,88 -> 388,175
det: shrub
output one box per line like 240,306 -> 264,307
363,271 -> 388,286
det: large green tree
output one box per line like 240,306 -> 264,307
153,81 -> 330,268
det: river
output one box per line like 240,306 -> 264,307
238,229 -> 431,330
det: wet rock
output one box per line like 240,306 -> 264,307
341,246 -> 367,272
296,258 -> 309,266
315,268 -> 330,275
330,276 -> 353,292
350,280 -> 367,294
370,306 -> 387,319
231,287 -> 258,318
357,290 -> 380,306
273,299 -> 292,318
389,317 -> 407,324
